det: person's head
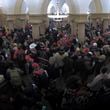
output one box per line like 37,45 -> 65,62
93,42 -> 97,47
101,67 -> 108,74
59,47 -> 65,55
25,55 -> 34,63
32,63 -> 40,70
104,79 -> 110,88
8,61 -> 15,69
0,55 -> 4,62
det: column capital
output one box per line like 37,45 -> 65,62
6,18 -> 14,22
102,17 -> 110,21
68,14 -> 88,23
6,15 -> 15,22
91,13 -> 110,19
29,20 -> 42,24
75,20 -> 86,24
29,14 -> 47,22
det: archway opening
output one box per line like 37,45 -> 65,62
47,0 -> 70,33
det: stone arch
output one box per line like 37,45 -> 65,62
90,0 -> 103,13
47,3 -> 55,14
65,0 -> 79,14
47,0 -> 70,14
49,6 -> 56,14
89,0 -> 96,13
0,0 -> 17,14
14,0 -> 23,14
41,0 -> 53,14
100,0 -> 110,13
61,3 -> 69,14
76,0 -> 92,13
21,0 -> 29,14
41,0 -> 79,14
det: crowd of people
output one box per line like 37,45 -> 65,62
0,21 -> 110,110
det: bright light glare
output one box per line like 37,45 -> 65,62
87,11 -> 90,15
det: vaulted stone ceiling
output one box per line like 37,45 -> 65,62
0,0 -> 110,14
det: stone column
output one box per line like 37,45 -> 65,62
77,22 -> 85,43
7,20 -> 14,30
70,21 -> 74,35
0,15 -> 3,26
20,19 -> 26,29
92,18 -> 97,28
39,22 -> 46,35
103,19 -> 109,31
46,17 -> 49,28
73,21 -> 78,35
70,21 -> 78,36
32,23 -> 40,39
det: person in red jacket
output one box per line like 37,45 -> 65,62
32,63 -> 48,89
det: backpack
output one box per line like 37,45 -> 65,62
34,69 -> 48,80
17,50 -> 25,61
8,68 -> 22,86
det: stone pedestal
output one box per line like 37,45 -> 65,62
77,22 -> 85,43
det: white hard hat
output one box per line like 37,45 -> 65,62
29,43 -> 37,49
93,42 -> 97,46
